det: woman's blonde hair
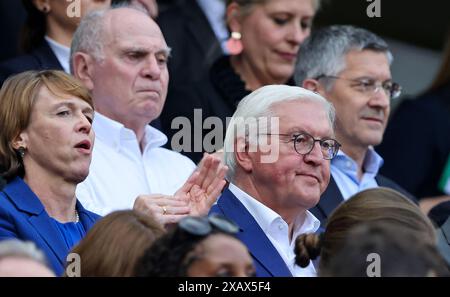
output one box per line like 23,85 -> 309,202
0,70 -> 92,181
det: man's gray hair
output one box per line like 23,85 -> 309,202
70,9 -> 107,73
223,84 -> 335,181
295,25 -> 393,88
70,4 -> 149,74
0,239 -> 49,266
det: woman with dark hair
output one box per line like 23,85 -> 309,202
294,187 -> 439,275
135,215 -> 256,277
0,70 -> 100,276
0,0 -> 110,86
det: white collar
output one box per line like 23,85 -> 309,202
332,147 -> 384,175
45,36 -> 70,73
228,183 -> 320,235
92,112 -> 167,152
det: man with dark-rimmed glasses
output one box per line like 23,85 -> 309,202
295,25 -> 416,225
210,85 -> 338,277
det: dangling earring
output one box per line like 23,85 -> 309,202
226,32 -> 243,56
17,147 -> 26,158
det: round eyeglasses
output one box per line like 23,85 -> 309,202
264,132 -> 341,160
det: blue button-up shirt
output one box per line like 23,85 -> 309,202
331,148 -> 384,201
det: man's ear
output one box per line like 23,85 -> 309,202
303,78 -> 328,97
234,137 -> 253,173
72,52 -> 95,91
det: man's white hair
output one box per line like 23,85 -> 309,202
223,84 -> 335,181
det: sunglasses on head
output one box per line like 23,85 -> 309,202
178,214 -> 240,236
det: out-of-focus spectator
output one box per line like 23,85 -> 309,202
295,187 -> 437,274
66,210 -> 164,276
0,239 -> 55,277
320,222 -> 449,277
134,215 -> 255,277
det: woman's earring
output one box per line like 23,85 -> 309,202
42,5 -> 49,13
226,32 -> 243,56
17,147 -> 26,158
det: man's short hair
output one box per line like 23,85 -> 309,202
295,25 -> 393,89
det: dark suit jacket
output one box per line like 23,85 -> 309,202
157,0 -> 223,86
0,41 -> 62,87
209,188 -> 293,277
437,216 -> 450,266
0,177 -> 100,276
310,174 -> 417,226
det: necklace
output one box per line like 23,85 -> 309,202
75,209 -> 79,223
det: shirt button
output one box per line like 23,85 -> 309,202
346,161 -> 352,168
278,225 -> 283,230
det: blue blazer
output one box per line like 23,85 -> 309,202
209,188 -> 293,277
0,177 -> 100,276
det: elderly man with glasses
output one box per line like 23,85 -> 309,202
295,25 -> 416,225
210,85 -> 339,277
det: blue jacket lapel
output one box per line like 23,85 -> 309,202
3,177 -> 70,267
216,189 -> 292,277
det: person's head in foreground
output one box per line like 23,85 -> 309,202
295,187 -> 438,273
320,221 -> 450,277
0,239 -> 55,277
134,214 -> 256,277
68,210 -> 165,276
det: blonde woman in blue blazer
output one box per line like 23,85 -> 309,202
0,70 -> 100,276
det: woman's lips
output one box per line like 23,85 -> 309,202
277,51 -> 297,62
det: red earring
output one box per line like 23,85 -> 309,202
226,32 -> 243,55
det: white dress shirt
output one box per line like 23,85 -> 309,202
44,36 -> 70,73
76,112 -> 197,216
228,183 -> 320,277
